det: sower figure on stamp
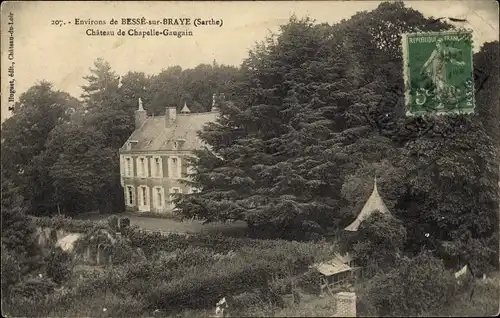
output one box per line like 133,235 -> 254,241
420,38 -> 466,108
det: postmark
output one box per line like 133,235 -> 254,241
402,30 -> 475,116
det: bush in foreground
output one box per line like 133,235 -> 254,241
1,244 -> 22,302
359,251 -> 457,316
45,247 -> 74,284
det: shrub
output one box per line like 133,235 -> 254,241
1,244 -> 22,299
75,266 -> 127,297
45,247 -> 74,284
3,207 -> 45,275
108,241 -> 140,265
297,269 -> 322,295
351,212 -> 407,273
145,241 -> 334,314
33,215 -> 108,233
362,252 -> 457,316
119,217 -> 130,230
147,259 -> 272,311
9,277 -> 57,301
107,215 -> 119,232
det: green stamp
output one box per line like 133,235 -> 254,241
402,30 -> 475,116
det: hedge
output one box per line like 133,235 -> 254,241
32,216 -> 333,258
143,241 -> 334,313
147,254 -> 300,311
32,216 -> 108,233
122,226 -> 332,256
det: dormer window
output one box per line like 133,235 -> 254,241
126,140 -> 138,151
173,141 -> 178,150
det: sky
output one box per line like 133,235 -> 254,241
1,0 -> 498,123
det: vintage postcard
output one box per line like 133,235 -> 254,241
1,1 -> 499,318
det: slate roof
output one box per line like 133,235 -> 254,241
345,177 -> 390,231
121,111 -> 218,152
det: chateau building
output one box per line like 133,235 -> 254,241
119,96 -> 219,214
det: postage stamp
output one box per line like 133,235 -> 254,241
402,30 -> 475,116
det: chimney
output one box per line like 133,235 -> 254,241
165,106 -> 177,126
135,98 -> 147,129
333,292 -> 356,317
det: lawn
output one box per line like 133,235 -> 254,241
74,212 -> 248,235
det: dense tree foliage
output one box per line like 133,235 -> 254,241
179,2 -> 499,272
1,82 -> 80,215
362,252 -> 457,316
1,179 -> 44,277
342,213 -> 407,274
146,62 -> 242,115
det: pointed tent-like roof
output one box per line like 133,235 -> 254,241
180,102 -> 191,113
344,177 -> 390,232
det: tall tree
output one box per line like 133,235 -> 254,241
178,17 -> 349,238
148,66 -> 184,115
81,58 -> 120,105
38,121 -> 118,215
180,1 -> 499,273
146,63 -> 242,115
77,59 -> 125,213
1,177 -> 44,276
81,58 -> 125,149
119,71 -> 152,114
1,81 -> 80,215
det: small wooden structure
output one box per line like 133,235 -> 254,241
311,253 -> 360,295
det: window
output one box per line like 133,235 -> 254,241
125,185 -> 135,206
137,185 -> 150,211
155,187 -> 164,208
169,157 -> 180,179
142,186 -> 147,206
140,158 -> 146,177
151,156 -> 163,178
125,157 -> 132,177
173,141 -> 178,150
137,156 -> 148,177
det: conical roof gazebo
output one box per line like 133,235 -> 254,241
345,177 -> 390,231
